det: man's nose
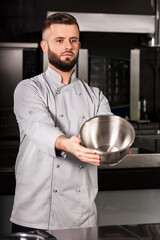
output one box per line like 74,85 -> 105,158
65,40 -> 72,49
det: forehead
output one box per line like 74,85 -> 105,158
47,23 -> 79,39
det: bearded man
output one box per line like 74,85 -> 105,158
10,12 -> 112,232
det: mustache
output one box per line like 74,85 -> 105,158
62,51 -> 74,55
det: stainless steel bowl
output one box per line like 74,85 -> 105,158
0,232 -> 46,240
80,115 -> 135,165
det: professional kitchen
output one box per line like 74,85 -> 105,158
0,0 -> 160,239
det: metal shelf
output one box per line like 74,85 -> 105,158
48,12 -> 155,34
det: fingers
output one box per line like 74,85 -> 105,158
80,156 -> 101,166
70,136 -> 81,144
76,146 -> 101,166
67,136 -> 101,166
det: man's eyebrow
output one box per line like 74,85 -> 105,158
54,37 -> 79,39
70,37 -> 79,40
55,37 -> 65,39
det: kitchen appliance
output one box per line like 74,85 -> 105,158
0,42 -> 41,139
0,42 -> 41,178
0,42 -> 40,108
80,115 -> 135,165
130,0 -> 160,122
130,46 -> 160,122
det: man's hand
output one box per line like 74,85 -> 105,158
55,135 -> 101,166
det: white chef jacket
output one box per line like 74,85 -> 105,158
10,67 -> 112,230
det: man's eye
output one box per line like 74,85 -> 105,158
56,39 -> 63,43
70,39 -> 77,43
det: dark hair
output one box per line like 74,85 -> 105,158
42,12 -> 80,37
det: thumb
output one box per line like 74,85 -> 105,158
71,136 -> 82,144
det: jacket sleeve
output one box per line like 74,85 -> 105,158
14,79 -> 64,156
91,87 -> 113,116
97,91 -> 113,115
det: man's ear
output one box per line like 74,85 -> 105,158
40,40 -> 48,53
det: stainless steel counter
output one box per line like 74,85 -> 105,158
47,223 -> 160,240
99,153 -> 160,169
2,223 -> 160,240
98,153 -> 160,191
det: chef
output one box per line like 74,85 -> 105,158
10,12 -> 112,232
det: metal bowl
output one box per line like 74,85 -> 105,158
80,115 -> 135,165
0,232 -> 46,240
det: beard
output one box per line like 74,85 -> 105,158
48,46 -> 79,72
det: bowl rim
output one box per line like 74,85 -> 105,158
80,114 -> 135,154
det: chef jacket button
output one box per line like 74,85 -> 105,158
79,165 -> 84,169
81,115 -> 85,119
76,188 -> 81,192
77,92 -> 81,95
56,91 -> 60,94
28,110 -> 33,114
53,189 -> 57,192
59,114 -> 64,117
56,164 -> 60,168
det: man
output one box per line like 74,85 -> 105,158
10,12 -> 112,232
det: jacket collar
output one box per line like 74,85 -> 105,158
45,67 -> 77,85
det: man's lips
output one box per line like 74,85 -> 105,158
61,52 -> 74,57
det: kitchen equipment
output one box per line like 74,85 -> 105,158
0,232 -> 46,240
0,42 -> 40,108
0,230 -> 56,240
80,115 -> 135,164
130,47 -> 160,122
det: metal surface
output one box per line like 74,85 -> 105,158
43,52 -> 48,72
77,49 -> 88,83
0,48 -> 22,107
134,134 -> 160,153
99,153 -> 160,169
154,0 -> 160,45
47,224 -> 160,240
0,42 -> 38,48
80,115 -> 135,164
47,12 -> 155,34
130,49 -> 140,121
0,232 -> 46,240
0,42 -> 39,106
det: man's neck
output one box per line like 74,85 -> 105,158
49,63 -> 74,85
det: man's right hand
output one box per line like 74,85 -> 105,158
55,135 -> 101,166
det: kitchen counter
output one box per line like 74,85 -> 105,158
1,154 -> 160,194
98,153 -> 160,190
1,223 -> 160,240
99,153 -> 160,169
47,223 -> 160,240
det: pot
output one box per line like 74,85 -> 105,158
0,232 -> 46,240
0,230 -> 56,240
